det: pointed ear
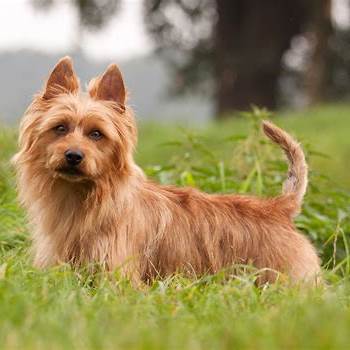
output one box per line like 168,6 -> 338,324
90,64 -> 126,107
43,56 -> 79,99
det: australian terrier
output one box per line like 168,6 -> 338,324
13,57 -> 320,285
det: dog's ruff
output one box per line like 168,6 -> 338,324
13,57 -> 320,285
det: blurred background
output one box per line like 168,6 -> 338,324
0,0 -> 350,123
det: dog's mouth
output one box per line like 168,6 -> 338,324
56,166 -> 85,178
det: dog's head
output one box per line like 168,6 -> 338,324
14,57 -> 137,184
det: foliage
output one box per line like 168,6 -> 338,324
144,0 -> 215,96
31,0 -> 120,29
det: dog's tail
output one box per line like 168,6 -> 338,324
262,120 -> 307,213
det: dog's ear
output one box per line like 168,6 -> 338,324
89,64 -> 126,109
43,56 -> 79,99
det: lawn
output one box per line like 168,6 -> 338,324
0,105 -> 350,349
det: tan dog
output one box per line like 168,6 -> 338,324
13,57 -> 320,285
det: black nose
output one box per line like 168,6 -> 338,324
65,149 -> 84,166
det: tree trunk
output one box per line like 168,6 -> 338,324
215,0 -> 306,117
305,0 -> 333,105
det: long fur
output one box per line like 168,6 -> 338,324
13,58 -> 321,285
262,120 -> 308,212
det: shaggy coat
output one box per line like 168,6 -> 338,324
13,57 -> 320,284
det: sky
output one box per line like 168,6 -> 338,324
0,0 -> 349,62
0,0 -> 153,61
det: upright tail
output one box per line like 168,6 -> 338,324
262,120 -> 308,212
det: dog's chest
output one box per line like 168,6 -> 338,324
58,213 -> 131,267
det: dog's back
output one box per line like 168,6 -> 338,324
135,184 -> 320,284
133,121 -> 319,284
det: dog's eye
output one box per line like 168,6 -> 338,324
54,125 -> 68,135
89,130 -> 103,141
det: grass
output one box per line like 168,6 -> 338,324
0,105 -> 350,349
137,103 -> 350,189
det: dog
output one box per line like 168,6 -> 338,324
13,57 -> 320,285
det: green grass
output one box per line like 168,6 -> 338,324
0,105 -> 350,349
137,103 -> 350,189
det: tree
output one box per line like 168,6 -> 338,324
31,0 -> 120,56
145,0 -> 311,116
282,0 -> 350,106
304,0 -> 333,105
31,0 -> 120,32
